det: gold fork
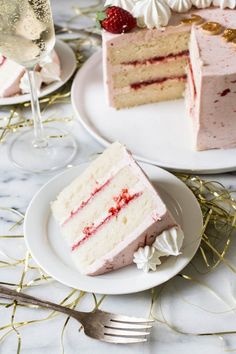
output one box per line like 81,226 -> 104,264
0,285 -> 153,344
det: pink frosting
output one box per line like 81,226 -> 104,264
188,8 -> 236,150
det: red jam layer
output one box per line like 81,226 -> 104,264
131,75 -> 187,90
71,188 -> 143,251
122,50 -> 189,66
62,178 -> 112,226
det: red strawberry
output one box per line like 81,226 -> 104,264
97,6 -> 136,34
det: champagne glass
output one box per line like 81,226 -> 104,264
0,0 -> 77,173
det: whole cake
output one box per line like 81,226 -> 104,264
51,142 -> 184,276
100,1 -> 236,150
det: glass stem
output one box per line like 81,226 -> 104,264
26,69 -> 48,149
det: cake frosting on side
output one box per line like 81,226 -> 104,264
51,142 -> 178,276
186,8 -> 236,150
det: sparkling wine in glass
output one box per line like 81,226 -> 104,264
0,0 -> 77,172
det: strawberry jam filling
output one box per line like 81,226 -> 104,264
71,188 -> 143,251
131,75 -> 187,90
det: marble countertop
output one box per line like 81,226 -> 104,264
1,1 -> 236,353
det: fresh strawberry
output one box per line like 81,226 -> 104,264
96,6 -> 136,34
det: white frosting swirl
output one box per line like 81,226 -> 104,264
133,0 -> 171,28
153,226 -> 184,256
167,0 -> 192,12
191,0 -> 212,8
213,0 -> 236,8
104,0 -> 136,12
133,246 -> 161,272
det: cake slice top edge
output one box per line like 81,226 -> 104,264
51,142 -> 170,225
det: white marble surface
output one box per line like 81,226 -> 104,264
1,1 -> 236,353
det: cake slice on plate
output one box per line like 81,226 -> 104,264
51,142 -> 180,276
0,51 -> 61,98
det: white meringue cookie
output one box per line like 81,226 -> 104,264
133,0 -> 171,28
167,0 -> 192,12
133,246 -> 161,272
213,0 -> 236,8
104,0 -> 136,12
191,0 -> 212,8
153,226 -> 184,256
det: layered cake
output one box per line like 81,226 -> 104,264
100,1 -> 236,150
0,50 -> 61,98
51,142 -> 182,276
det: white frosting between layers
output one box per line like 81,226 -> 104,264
213,0 -> 236,7
133,226 -> 184,272
104,0 -> 136,12
153,226 -> 184,256
133,246 -> 161,272
133,0 -> 171,28
167,0 -> 192,12
191,0 -> 212,8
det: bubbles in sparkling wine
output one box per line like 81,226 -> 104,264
0,0 -> 55,67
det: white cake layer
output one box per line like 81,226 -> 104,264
71,188 -> 159,273
51,142 -> 129,223
61,166 -> 140,245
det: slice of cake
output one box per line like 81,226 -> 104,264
0,51 -> 61,98
51,142 -> 178,276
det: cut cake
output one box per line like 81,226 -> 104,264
51,142 -> 178,276
102,7 -> 236,150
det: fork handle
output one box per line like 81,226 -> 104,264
0,285 -> 85,321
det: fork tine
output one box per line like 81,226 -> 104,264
107,322 -> 153,330
111,314 -> 154,324
104,328 -> 150,337
103,336 -> 147,344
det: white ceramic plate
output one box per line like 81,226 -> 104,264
0,39 -> 76,106
24,162 -> 203,295
71,50 -> 236,174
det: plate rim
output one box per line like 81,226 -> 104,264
0,39 -> 77,106
24,162 -> 203,295
71,50 -> 236,175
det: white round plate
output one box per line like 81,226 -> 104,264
0,39 -> 76,106
24,162 -> 203,295
71,51 -> 236,174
